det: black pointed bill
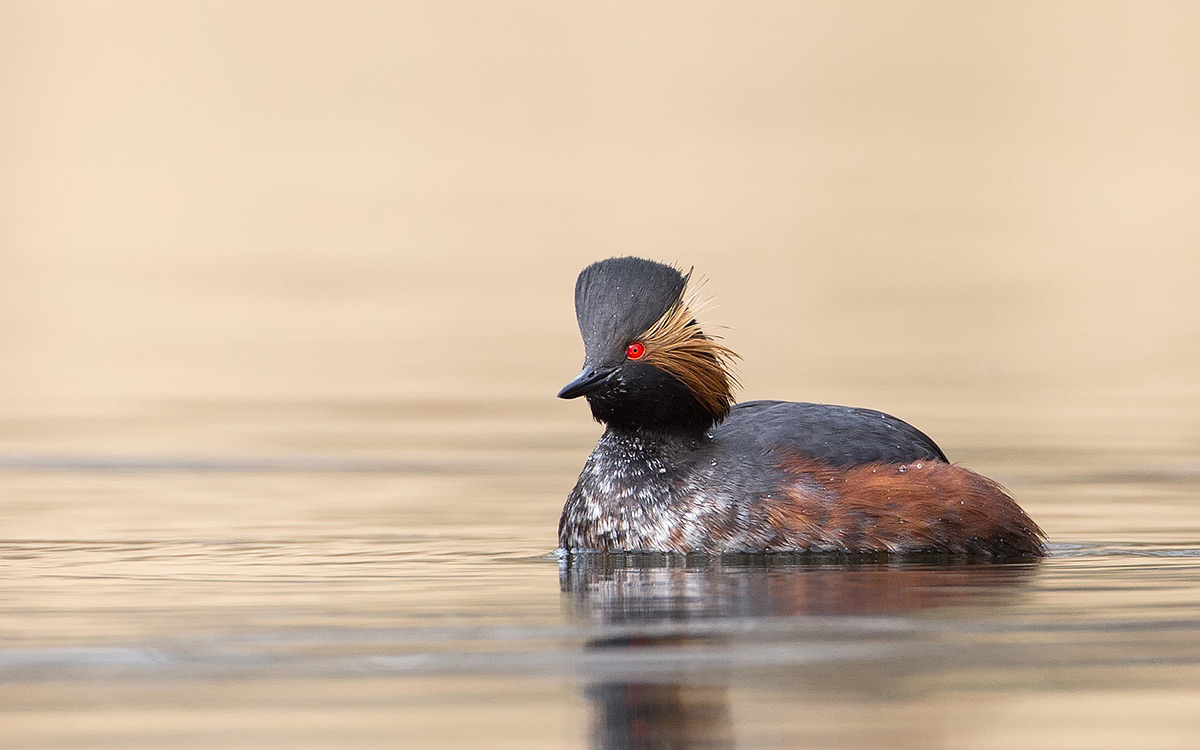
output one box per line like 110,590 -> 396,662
557,367 -> 616,399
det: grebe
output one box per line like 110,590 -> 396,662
557,257 -> 1044,557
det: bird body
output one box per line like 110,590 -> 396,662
558,257 -> 1044,557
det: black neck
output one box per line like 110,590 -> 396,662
584,363 -> 721,434
599,424 -> 710,460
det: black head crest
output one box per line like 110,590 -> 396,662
573,257 -> 688,365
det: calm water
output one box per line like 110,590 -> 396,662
4,3 -> 1200,748
2,399 -> 1199,749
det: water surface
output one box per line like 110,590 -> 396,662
2,405 -> 1198,748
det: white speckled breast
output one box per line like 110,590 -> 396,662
557,428 -> 774,553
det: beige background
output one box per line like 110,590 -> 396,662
1,1 -> 1198,459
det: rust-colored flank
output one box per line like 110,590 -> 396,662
764,456 -> 1045,557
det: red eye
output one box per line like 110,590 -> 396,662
625,341 -> 646,359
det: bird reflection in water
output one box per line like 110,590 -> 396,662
561,553 -> 1039,750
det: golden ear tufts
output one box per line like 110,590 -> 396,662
638,282 -> 740,420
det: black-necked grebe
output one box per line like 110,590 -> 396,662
557,257 -> 1044,557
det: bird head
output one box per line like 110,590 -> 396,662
559,257 -> 739,431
